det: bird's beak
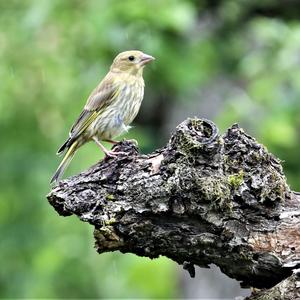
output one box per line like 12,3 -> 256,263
140,53 -> 155,66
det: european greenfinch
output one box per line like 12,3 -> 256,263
51,50 -> 155,184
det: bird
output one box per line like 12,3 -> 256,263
50,50 -> 155,184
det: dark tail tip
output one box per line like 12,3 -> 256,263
50,161 -> 65,184
50,170 -> 60,185
51,140 -> 78,185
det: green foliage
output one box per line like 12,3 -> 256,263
1,0 -> 300,297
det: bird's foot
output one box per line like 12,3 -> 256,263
93,137 -> 125,157
104,149 -> 128,158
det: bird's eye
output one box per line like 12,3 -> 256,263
128,56 -> 135,61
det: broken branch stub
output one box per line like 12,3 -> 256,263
47,118 -> 300,290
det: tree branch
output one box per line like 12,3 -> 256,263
47,118 -> 300,298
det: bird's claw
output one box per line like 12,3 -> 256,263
105,150 -> 128,158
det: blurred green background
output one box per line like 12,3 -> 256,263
1,0 -> 300,298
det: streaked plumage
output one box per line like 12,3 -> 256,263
51,50 -> 154,184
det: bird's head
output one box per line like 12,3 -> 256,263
110,50 -> 155,75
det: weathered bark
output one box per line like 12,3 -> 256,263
245,273 -> 300,300
47,118 -> 300,299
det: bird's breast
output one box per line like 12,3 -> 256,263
117,80 -> 144,125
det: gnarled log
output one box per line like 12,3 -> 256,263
47,118 -> 300,299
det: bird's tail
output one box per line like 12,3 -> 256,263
50,140 -> 78,184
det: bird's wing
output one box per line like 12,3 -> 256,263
69,77 -> 121,140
